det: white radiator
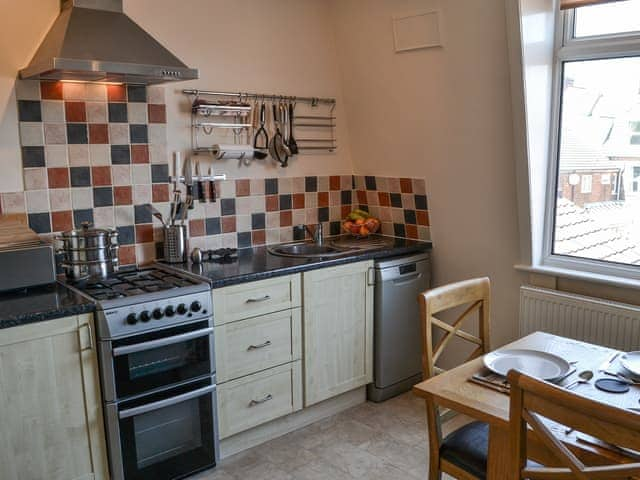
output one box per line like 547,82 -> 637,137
519,286 -> 640,351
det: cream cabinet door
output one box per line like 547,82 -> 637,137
0,314 -> 109,480
302,261 -> 374,406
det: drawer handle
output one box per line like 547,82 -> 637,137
247,340 -> 272,351
249,394 -> 273,407
246,295 -> 271,303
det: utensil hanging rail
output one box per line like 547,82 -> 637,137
183,89 -> 336,106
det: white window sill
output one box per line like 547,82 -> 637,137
514,263 -> 640,291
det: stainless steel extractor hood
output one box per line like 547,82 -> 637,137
20,0 -> 198,85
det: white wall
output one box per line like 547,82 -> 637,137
330,0 -> 526,347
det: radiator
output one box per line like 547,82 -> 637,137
519,286 -> 640,351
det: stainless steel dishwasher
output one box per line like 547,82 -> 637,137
367,252 -> 431,402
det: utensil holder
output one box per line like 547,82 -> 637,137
164,225 -> 187,263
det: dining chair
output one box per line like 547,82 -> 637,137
508,369 -> 640,479
419,277 -> 491,480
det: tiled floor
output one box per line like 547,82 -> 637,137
193,392 -> 458,480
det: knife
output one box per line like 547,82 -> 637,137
599,351 -> 621,373
208,166 -> 217,202
185,158 -> 194,210
195,160 -> 206,203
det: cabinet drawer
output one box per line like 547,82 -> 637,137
212,274 -> 301,325
217,361 -> 302,439
215,308 -> 301,383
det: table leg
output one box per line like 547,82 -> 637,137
487,425 -> 516,480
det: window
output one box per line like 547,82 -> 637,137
548,0 -> 640,273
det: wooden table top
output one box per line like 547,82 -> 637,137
413,331 -> 640,428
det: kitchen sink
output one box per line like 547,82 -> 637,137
267,242 -> 349,258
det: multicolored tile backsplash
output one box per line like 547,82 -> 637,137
1,80 -> 430,267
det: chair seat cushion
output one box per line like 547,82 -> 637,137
440,421 -> 489,479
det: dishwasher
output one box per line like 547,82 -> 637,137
367,252 -> 431,402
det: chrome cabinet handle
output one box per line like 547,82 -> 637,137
249,394 -> 273,407
246,295 -> 271,303
79,323 -> 94,351
247,340 -> 271,351
112,327 -> 213,357
119,385 -> 216,419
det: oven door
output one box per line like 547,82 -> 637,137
102,319 -> 214,401
106,376 -> 218,480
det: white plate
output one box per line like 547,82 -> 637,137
483,349 -> 571,381
620,352 -> 640,378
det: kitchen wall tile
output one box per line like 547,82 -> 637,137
306,208 -> 318,224
147,104 -> 166,124
25,190 -> 50,213
133,184 -> 152,205
329,175 -> 341,191
93,186 -> 114,207
317,191 -> 328,207
135,243 -> 155,265
127,85 -> 146,103
132,164 -> 151,184
67,123 -> 88,144
111,144 -> 130,164
279,194 -> 292,210
89,144 -> 110,166
129,124 -> 148,143
237,231 -> 251,248
131,144 -> 150,164
148,124 -> 166,144
147,86 -> 165,104
114,186 -> 133,205
24,168 -> 48,190
365,191 -> 378,206
118,245 -> 136,265
279,177 -> 293,194
20,122 -> 44,146
329,191 -> 340,206
62,82 -> 86,101
390,193 -> 402,208
414,194 -> 428,210
70,166 -> 91,187
41,100 -> 64,123
406,224 -> 418,239
375,177 -> 388,192
135,224 -> 153,243
71,187 -> 93,210
51,210 -> 73,232
89,123 -> 109,144
399,178 -> 413,193
45,145 -> 67,167
49,189 -> 71,211
1,192 -> 26,214
134,204 -> 152,224
48,167 -> 69,189
205,217 -> 221,235
17,100 -> 41,122
149,144 -> 167,164
292,177 -> 305,194
304,176 -> 317,192
40,82 -> 63,100
189,219 -> 205,237
235,197 -> 251,215
401,193 -> 415,210
317,176 -> 329,192
221,198 -> 235,216
151,184 -> 169,203
252,230 -> 266,246
93,206 -> 115,228
305,192 -> 317,208
293,193 -> 305,209
86,84 -> 107,102
236,214 -> 250,231
86,102 -> 108,123
22,146 -> 45,167
235,179 -> 250,197
416,210 -> 429,226
16,80 -> 41,101
221,216 -> 235,233
112,165 -> 132,186
128,102 -> 148,123
107,85 -> 126,102
418,226 -> 430,241
108,103 -> 128,123
65,102 -> 86,122
279,228 -> 293,243
115,206 -> 134,226
266,228 -> 280,245
204,201 -> 220,218
44,123 -> 67,145
387,177 -> 401,193
265,178 -> 278,195
28,212 -> 51,233
412,178 -> 426,195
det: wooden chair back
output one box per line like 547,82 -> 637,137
418,277 -> 491,380
508,370 -> 640,480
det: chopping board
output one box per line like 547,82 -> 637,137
0,214 -> 41,250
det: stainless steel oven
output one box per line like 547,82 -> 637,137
99,318 -> 215,402
105,376 -> 218,480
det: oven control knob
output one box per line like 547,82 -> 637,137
126,313 -> 138,325
165,305 -> 176,317
190,301 -> 202,312
177,303 -> 188,315
152,308 -> 164,320
140,311 -> 151,322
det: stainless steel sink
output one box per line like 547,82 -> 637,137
267,242 -> 349,258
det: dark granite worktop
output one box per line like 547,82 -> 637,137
0,283 -> 95,330
167,236 -> 432,288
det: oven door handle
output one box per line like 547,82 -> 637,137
112,327 -> 214,357
118,384 -> 216,419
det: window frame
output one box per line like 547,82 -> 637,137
542,2 -> 640,280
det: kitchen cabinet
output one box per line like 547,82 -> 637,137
0,314 -> 108,480
213,274 -> 303,439
302,261 -> 374,406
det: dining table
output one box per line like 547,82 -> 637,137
412,331 -> 640,480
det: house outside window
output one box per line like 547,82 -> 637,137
549,0 -> 640,271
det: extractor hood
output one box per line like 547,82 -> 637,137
20,0 -> 198,85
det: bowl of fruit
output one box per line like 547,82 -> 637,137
342,209 -> 380,238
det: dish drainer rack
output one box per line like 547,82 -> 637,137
183,89 -> 337,163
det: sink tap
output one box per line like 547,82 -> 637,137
303,223 -> 324,245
